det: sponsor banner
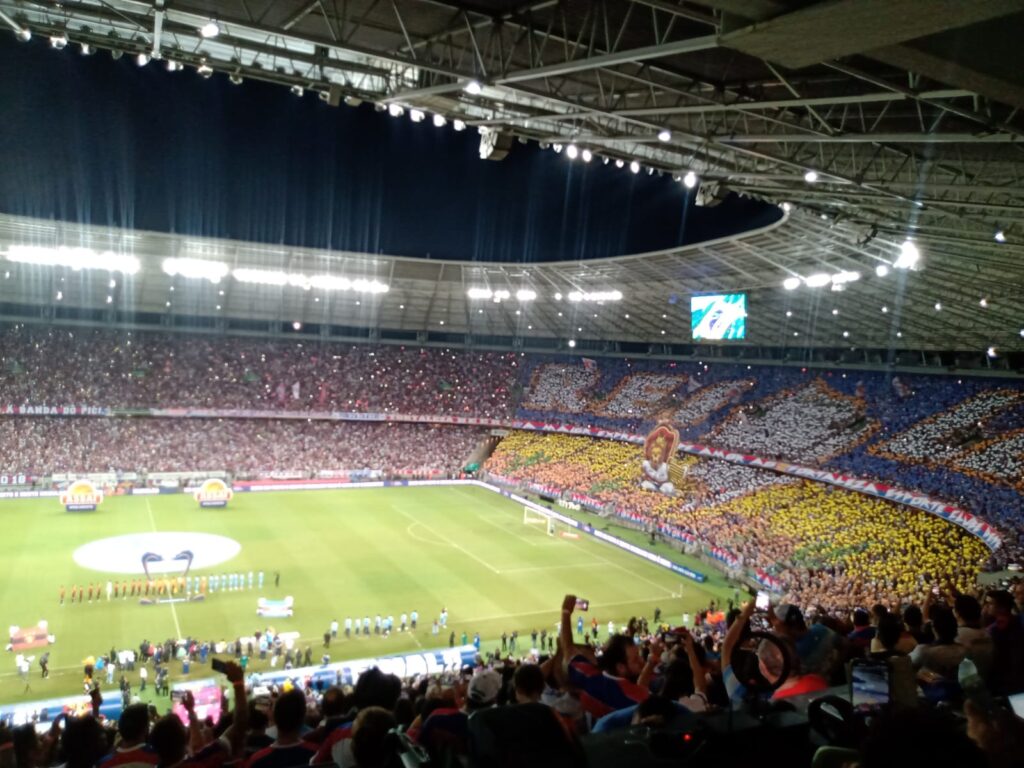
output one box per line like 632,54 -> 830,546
52,472 -> 117,484
2,404 -> 109,416
557,499 -> 582,511
193,478 -> 233,508
0,490 -> 59,499
148,471 -> 228,481
754,569 -> 784,594
59,479 -> 103,512
131,487 -> 160,496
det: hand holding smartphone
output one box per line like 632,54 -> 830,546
574,598 -> 589,611
755,591 -> 771,611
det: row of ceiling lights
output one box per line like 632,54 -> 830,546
781,240 -> 921,291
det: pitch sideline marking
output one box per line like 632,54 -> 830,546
392,506 -> 501,575
144,498 -> 183,640
499,562 -> 596,575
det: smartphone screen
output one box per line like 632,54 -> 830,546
575,598 -> 589,611
755,591 -> 770,611
1009,692 -> 1024,720
851,661 -> 890,709
170,681 -> 222,726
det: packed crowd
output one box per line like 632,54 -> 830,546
0,419 -> 484,478
484,432 -> 990,613
8,585 -> 1023,768
0,326 -> 520,418
520,364 -> 600,413
592,373 -> 686,419
706,380 -> 877,464
669,379 -> 753,428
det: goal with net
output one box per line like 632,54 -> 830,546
523,506 -> 579,538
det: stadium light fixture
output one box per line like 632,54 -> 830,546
629,160 -> 640,174
567,339 -> 576,348
464,80 -> 482,95
228,72 -> 243,85
843,331 -> 850,338
657,129 -> 671,142
14,27 -> 30,42
979,297 -> 989,308
782,276 -> 801,290
516,289 -> 537,301
467,287 -> 492,299
409,109 -> 425,123
106,295 -> 112,303
388,103 -> 403,117
552,144 -> 563,154
79,43 -> 93,56
994,229 -> 1006,243
290,84 -> 304,97
7,244 -> 139,274
432,114 -> 446,128
200,20 -> 220,39
452,119 -> 466,131
162,257 -> 229,283
803,170 -> 818,182
615,159 -> 625,169
805,273 -> 831,288
566,144 -> 579,160
233,268 -> 387,294
581,149 -> 592,163
881,306 -> 888,313
786,310 -> 793,317
934,302 -> 942,311
683,171 -> 697,189
196,63 -> 213,78
167,60 -> 183,72
831,271 -> 860,285
896,331 -> 903,338
987,346 -> 998,358
292,321 -> 302,331
894,239 -> 920,269
780,202 -> 792,212
567,290 -> 622,302
136,52 -> 150,66
50,34 -> 67,49
55,291 -> 63,301
875,264 -> 890,277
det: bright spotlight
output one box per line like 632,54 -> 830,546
683,171 -> 697,189
290,84 -> 304,97
805,273 -> 831,288
994,229 -> 1006,243
780,201 -> 792,212
566,144 -> 579,160
79,43 -> 93,56
136,52 -> 150,66
881,306 -> 888,313
200,20 -> 220,39
453,119 -> 466,131
615,159 -> 625,169
292,321 -> 302,331
581,149 -> 592,163
934,302 -> 942,311
516,289 -> 537,301
804,170 -> 818,182
629,160 -> 640,174
979,297 -> 989,308
657,129 -> 671,142
432,113 -> 446,127
197,64 -> 214,78
895,240 -> 920,269
15,28 -> 30,42
464,80 -> 482,95
50,35 -> 68,49
387,103 -> 403,117
875,264 -> 890,277
567,339 -> 576,348
409,109 -> 425,123
228,72 -> 243,85
782,277 -> 801,290
552,144 -> 563,154
987,346 -> 998,358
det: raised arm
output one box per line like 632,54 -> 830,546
722,601 -> 754,671
680,630 -> 707,698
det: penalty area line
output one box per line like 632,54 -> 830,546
144,498 -> 183,640
393,506 -> 501,575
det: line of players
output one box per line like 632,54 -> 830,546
323,608 -> 449,645
58,571 -> 271,604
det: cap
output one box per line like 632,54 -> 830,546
468,669 -> 502,706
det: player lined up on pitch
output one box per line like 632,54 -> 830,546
58,571 -> 269,604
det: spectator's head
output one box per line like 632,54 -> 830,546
876,613 -> 904,652
12,724 -> 39,768
353,668 -> 402,711
59,716 -> 108,768
631,695 -> 677,728
350,707 -> 397,768
467,670 -> 502,712
513,664 -> 545,704
852,608 -> 871,628
272,689 -> 307,738
860,709 -> 983,768
902,605 -> 924,630
931,607 -> 958,644
770,604 -> 806,636
149,715 -> 188,766
953,595 -> 982,628
320,686 -> 348,718
870,604 -> 888,625
118,703 -> 150,744
599,634 -> 643,681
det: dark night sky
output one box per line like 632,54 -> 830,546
0,37 -> 780,262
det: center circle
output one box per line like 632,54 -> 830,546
73,532 -> 241,574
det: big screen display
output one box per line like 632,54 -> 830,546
690,293 -> 747,340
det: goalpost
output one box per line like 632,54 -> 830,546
523,505 -> 579,538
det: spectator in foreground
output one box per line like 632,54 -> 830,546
98,703 -> 157,767
349,707 -> 398,768
246,689 -> 315,768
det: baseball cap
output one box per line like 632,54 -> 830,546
468,669 -> 502,706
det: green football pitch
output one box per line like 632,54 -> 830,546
0,484 -> 734,706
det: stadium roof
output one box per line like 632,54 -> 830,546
0,0 -> 1022,358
